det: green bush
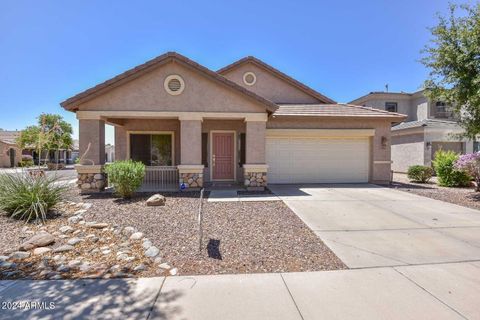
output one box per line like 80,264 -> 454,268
0,174 -> 66,222
407,165 -> 434,183
18,159 -> 34,167
432,150 -> 471,187
105,160 -> 145,198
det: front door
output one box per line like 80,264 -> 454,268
9,148 -> 15,168
212,132 -> 235,180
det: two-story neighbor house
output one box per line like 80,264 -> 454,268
350,90 -> 474,172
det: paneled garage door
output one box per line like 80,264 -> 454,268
266,132 -> 370,184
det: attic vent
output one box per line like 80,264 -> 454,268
243,72 -> 256,86
164,75 -> 185,95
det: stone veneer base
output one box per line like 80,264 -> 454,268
75,165 -> 107,193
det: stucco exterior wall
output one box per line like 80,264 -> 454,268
267,117 -> 393,183
424,128 -> 472,166
245,121 -> 266,164
356,96 -> 415,121
221,63 -> 322,104
180,120 -> 202,165
77,62 -> 267,113
0,141 -> 21,167
114,126 -> 127,161
391,133 -> 425,172
79,119 -> 105,165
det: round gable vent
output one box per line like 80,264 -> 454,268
164,75 -> 185,95
243,72 -> 256,86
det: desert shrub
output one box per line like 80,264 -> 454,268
0,173 -> 66,222
407,165 -> 434,183
18,155 -> 34,167
455,152 -> 480,191
105,160 -> 145,198
432,150 -> 471,187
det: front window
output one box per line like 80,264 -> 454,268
130,133 -> 173,166
436,101 -> 446,112
385,102 -> 397,112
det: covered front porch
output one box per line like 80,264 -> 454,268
75,111 -> 269,192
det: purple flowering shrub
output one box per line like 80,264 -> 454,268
455,152 -> 480,191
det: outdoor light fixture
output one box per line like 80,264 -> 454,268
381,136 -> 388,148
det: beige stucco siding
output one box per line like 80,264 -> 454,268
391,133 -> 425,172
79,120 -> 105,165
267,117 -> 393,183
0,141 -> 21,167
77,62 -> 267,113
221,63 -> 321,104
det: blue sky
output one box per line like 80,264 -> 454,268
0,0 -> 472,143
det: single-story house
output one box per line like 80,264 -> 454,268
0,130 -> 22,168
61,52 -> 405,191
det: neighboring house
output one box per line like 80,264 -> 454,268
61,52 -> 404,191
105,144 -> 115,163
350,90 -> 473,172
0,130 -> 22,168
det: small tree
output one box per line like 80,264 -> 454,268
17,114 -> 73,166
455,152 -> 480,191
422,3 -> 480,138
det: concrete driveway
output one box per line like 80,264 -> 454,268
269,184 -> 480,268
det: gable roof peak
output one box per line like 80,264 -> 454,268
218,56 -> 336,104
60,51 -> 278,113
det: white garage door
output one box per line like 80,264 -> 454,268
266,132 -> 370,184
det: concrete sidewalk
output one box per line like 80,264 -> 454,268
1,262 -> 479,319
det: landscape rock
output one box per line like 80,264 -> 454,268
19,232 -> 55,251
57,265 -> 70,273
68,260 -> 82,268
142,240 -> 152,250
68,216 -> 83,224
88,223 -> 109,229
52,245 -> 74,253
146,194 -> 166,206
158,263 -> 171,270
134,264 -> 146,272
145,246 -> 159,258
59,226 -> 74,234
130,232 -> 144,240
67,238 -> 82,246
9,251 -> 30,260
0,256 -> 9,262
122,227 -> 135,235
33,247 -> 52,255
169,268 -> 178,276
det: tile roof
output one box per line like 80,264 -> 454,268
218,56 -> 336,104
0,130 -> 20,145
392,119 -> 460,131
273,104 -> 407,119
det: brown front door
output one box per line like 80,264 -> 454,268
212,132 -> 235,180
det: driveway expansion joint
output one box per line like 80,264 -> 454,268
393,267 -> 469,320
280,273 -> 305,320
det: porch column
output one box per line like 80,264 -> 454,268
244,119 -> 268,190
76,119 -> 107,194
114,125 -> 127,161
178,118 -> 204,189
79,119 -> 105,165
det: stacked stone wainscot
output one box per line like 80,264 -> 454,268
177,165 -> 204,189
243,164 -> 268,191
75,165 -> 107,193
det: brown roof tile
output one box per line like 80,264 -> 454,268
274,104 -> 407,119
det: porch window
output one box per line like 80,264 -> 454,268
130,133 -> 173,166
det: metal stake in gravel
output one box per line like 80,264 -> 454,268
197,188 -> 204,252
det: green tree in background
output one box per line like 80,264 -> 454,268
422,3 -> 480,138
17,114 -> 73,163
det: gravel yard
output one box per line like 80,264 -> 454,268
73,191 -> 345,275
391,173 -> 480,210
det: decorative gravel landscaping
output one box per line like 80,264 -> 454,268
73,191 -> 346,275
391,173 -> 480,210
0,198 -> 176,280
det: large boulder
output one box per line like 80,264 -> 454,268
146,194 -> 166,206
19,232 -> 55,251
